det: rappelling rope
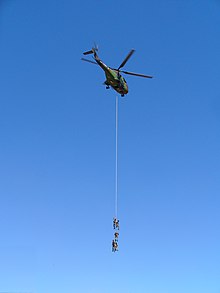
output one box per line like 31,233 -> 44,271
115,96 -> 118,218
112,96 -> 119,253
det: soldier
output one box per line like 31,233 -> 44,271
112,239 -> 118,252
114,232 -> 119,241
113,218 -> 119,230
113,218 -> 116,229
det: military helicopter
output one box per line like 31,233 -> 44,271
81,45 -> 153,97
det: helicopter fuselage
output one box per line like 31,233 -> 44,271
94,55 -> 128,96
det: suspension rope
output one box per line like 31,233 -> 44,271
115,96 -> 118,218
112,96 -> 120,253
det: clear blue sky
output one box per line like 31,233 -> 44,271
0,0 -> 220,292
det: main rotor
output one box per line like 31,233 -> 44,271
81,48 -> 153,79
111,49 -> 153,78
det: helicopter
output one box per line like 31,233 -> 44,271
81,45 -> 153,97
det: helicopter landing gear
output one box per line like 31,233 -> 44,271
104,81 -> 110,89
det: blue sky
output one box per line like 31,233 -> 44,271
0,0 -> 220,292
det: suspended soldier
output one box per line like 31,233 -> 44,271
113,218 -> 120,230
112,239 -> 118,252
114,232 -> 119,241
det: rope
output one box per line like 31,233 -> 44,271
115,96 -> 118,218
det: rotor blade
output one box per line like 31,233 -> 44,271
81,58 -> 98,65
94,42 -> 98,51
120,70 -> 153,78
118,49 -> 135,70
83,50 -> 94,55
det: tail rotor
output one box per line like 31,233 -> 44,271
83,43 -> 98,56
83,49 -> 94,55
